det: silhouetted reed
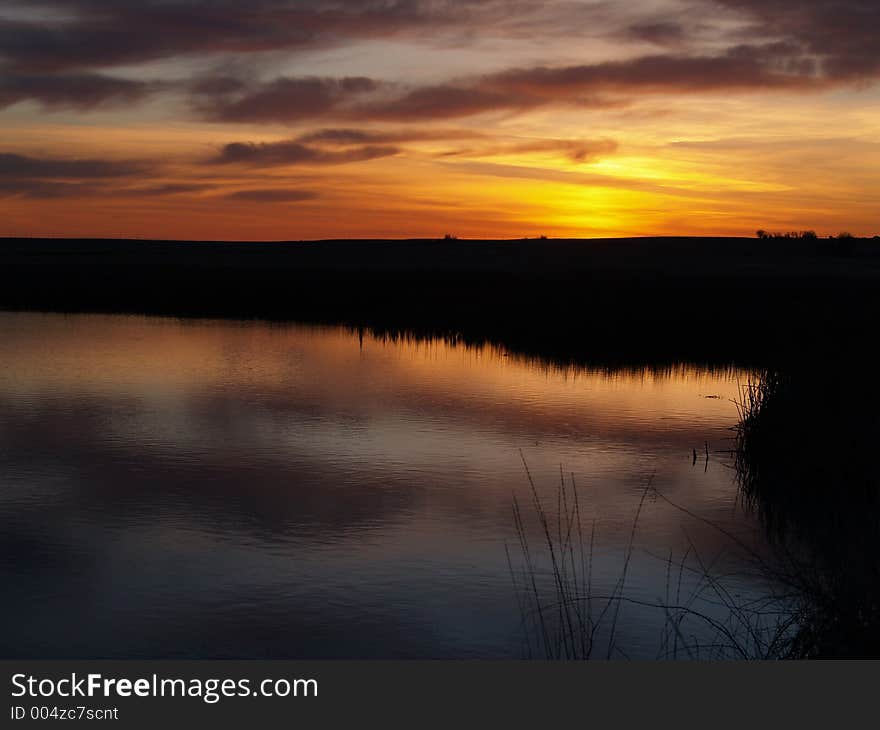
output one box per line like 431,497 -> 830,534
508,454 -> 799,660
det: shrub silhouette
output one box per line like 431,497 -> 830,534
757,229 -> 819,240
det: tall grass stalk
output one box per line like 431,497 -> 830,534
508,451 -> 801,659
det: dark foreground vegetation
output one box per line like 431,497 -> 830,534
510,362 -> 880,659
734,368 -> 880,657
1,235 -> 879,368
509,468 -> 799,660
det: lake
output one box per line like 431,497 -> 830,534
0,311 -> 779,658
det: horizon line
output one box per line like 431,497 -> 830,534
4,234 -> 874,245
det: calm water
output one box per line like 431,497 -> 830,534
0,312 -> 775,658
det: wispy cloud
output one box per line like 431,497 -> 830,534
0,1 -> 650,71
193,76 -> 380,124
211,139 -> 399,166
0,72 -> 157,110
439,138 -> 618,163
719,0 -> 880,80
190,44 -> 825,125
0,151 -> 149,178
2,1 -> 877,120
0,151 -> 211,199
223,188 -> 318,202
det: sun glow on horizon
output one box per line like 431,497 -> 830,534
1,1 -> 878,239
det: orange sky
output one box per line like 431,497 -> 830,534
1,0 -> 878,239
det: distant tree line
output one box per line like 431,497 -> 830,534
756,229 -> 857,240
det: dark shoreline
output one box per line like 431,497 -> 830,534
2,236 -> 878,368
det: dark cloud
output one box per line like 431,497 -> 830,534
341,44 -> 823,122
198,34 -> 835,126
0,2 -> 342,72
194,76 -> 379,123
0,0 -> 531,72
0,152 -> 148,178
0,72 -> 155,110
486,47 -> 823,97
297,128 -> 394,145
354,84 -> 540,121
0,16 -> 162,72
0,178 -> 209,200
626,22 -> 689,47
194,75 -> 508,123
0,149 -> 332,203
1,0 -> 876,128
0,151 -> 211,200
223,188 -> 318,202
212,139 -> 399,166
719,0 -> 880,80
0,178 -> 97,199
296,127 -> 484,145
121,183 -> 214,197
3,0 -> 873,84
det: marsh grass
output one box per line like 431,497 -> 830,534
507,452 -> 800,660
732,370 -> 880,657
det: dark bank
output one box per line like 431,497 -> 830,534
2,235 -> 879,367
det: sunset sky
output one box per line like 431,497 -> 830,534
1,0 -> 878,240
